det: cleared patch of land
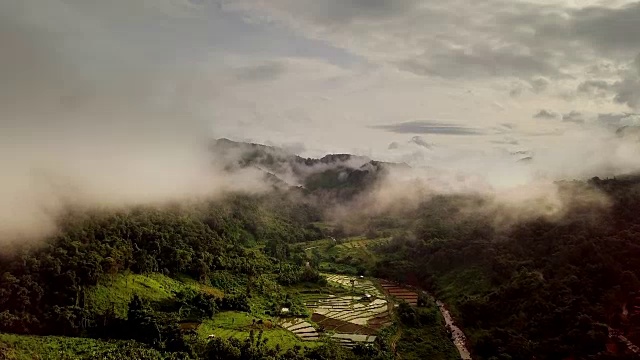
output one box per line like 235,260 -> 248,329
198,312 -> 320,350
299,237 -> 390,275
86,273 -> 223,318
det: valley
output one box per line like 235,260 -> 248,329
2,142 -> 640,359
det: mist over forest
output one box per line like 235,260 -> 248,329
4,0 -> 640,359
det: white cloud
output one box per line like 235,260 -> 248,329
4,0 -> 640,242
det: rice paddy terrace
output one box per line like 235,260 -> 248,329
292,238 -> 470,357
284,237 -> 428,348
379,279 -> 419,306
323,274 -> 381,296
278,319 -> 320,341
278,274 -> 393,348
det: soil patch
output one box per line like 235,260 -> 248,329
311,313 -> 377,335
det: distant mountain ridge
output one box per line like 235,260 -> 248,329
211,138 -> 409,197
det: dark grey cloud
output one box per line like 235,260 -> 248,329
576,55 -> 640,109
598,113 -> 630,126
530,108 -> 582,123
247,0 -> 640,98
409,136 -> 433,149
234,61 -> 287,82
276,0 -> 421,26
510,85 -> 524,98
254,0 -> 640,87
533,109 -> 559,120
398,45 -> 561,79
562,111 -> 585,124
523,129 -> 565,136
371,120 -> 486,135
598,112 -> 627,124
254,1 -> 569,80
616,125 -> 640,141
585,61 -> 621,77
529,77 -> 550,93
327,0 -> 418,21
612,77 -> 640,109
491,136 -> 519,145
387,142 -> 399,150
597,112 -> 640,127
509,77 -> 551,98
577,79 -> 612,98
385,4 -> 580,81
501,2 -> 640,59
569,2 -> 640,55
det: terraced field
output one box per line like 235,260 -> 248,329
278,319 -> 320,341
323,274 -> 383,297
309,295 -> 389,324
277,274 -> 393,347
306,294 -> 391,345
379,280 -> 419,306
330,333 -> 377,348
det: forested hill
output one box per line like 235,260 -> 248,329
0,193 -> 322,332
367,175 -> 640,359
211,138 -> 407,198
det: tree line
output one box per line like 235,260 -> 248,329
371,177 -> 640,359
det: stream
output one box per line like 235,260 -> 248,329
435,300 -> 472,360
383,280 -> 473,359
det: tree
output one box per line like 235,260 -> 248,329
204,337 -> 241,360
127,294 -> 161,345
397,301 -> 418,326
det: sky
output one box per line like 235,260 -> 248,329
2,0 -> 640,240
3,0 -> 640,191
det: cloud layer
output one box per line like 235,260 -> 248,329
4,0 -> 640,241
372,121 -> 487,135
0,0 -> 272,241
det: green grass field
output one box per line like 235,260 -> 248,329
86,273 -> 223,318
197,312 -> 321,350
302,237 -> 391,276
